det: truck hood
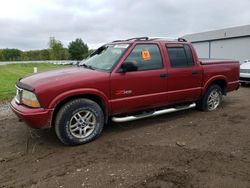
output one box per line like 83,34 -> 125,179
20,67 -> 109,92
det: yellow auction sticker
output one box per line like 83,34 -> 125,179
141,50 -> 151,61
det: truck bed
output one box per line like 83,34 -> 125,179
199,58 -> 240,93
199,58 -> 239,65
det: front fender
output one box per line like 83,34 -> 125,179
48,88 -> 110,111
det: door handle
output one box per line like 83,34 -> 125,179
192,70 -> 199,75
160,73 -> 168,78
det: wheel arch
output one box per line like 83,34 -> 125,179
50,90 -> 109,127
203,76 -> 228,96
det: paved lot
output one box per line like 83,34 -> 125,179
0,86 -> 250,188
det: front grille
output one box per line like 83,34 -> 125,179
240,69 -> 250,73
15,87 -> 22,104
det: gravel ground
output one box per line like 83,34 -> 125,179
0,101 -> 14,120
0,86 -> 250,188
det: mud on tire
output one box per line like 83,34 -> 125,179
55,98 -> 104,145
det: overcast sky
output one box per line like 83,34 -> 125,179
0,0 -> 250,50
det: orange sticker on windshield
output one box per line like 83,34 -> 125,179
141,50 -> 151,61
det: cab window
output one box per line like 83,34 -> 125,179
124,44 -> 163,71
167,44 -> 194,68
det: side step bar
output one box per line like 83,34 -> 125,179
112,103 -> 196,123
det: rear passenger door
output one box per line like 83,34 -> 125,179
110,44 -> 168,115
165,44 -> 202,104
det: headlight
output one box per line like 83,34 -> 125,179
21,90 -> 41,108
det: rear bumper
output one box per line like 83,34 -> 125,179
10,99 -> 53,129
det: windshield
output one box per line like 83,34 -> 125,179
80,44 -> 130,71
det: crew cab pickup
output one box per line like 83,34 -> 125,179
11,37 -> 240,145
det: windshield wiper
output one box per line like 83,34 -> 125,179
80,63 -> 95,70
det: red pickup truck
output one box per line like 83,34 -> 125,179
11,37 -> 240,145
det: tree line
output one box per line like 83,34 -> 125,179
0,37 -> 89,61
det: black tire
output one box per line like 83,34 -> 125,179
55,98 -> 104,145
197,84 -> 223,112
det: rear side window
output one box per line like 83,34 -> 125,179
167,44 -> 194,68
124,44 -> 163,71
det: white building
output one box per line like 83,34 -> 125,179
183,25 -> 250,63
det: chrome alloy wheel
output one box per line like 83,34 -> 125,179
69,110 -> 97,139
207,89 -> 221,111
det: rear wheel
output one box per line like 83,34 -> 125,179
197,85 -> 223,111
55,98 -> 104,145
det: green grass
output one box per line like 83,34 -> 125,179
0,63 -> 70,101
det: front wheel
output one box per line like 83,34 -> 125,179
55,99 -> 104,145
197,85 -> 223,111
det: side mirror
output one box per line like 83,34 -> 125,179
120,61 -> 138,73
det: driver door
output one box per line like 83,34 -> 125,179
110,44 -> 168,115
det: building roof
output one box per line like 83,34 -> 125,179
183,24 -> 250,42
